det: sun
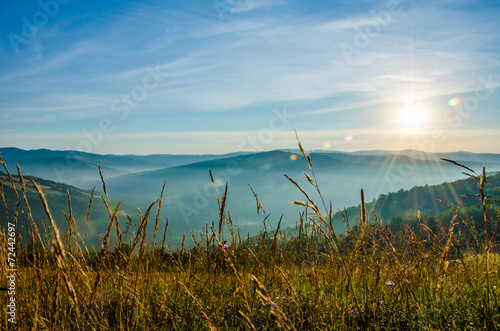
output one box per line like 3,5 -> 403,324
398,105 -> 427,131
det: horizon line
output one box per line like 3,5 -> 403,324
1,146 -> 499,157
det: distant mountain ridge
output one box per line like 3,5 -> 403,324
0,147 -> 252,186
2,147 -> 500,247
281,148 -> 500,165
77,149 -> 500,244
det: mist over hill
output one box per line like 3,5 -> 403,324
79,149 -> 500,243
2,147 -> 500,246
0,147 -> 250,186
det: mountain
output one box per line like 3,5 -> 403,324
3,147 -> 500,246
0,148 -> 250,187
121,151 -> 253,167
80,149 -> 500,244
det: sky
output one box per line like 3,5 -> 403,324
0,0 -> 499,155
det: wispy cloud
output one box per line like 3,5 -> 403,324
0,0 -> 499,153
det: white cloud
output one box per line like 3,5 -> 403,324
1,42 -> 96,83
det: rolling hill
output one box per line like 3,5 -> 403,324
80,150 -> 500,244
333,170 -> 500,238
0,170 -> 138,247
3,148 -> 500,246
0,147 -> 250,186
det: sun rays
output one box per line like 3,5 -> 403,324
398,105 -> 428,132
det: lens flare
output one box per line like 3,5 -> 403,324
448,97 -> 461,107
323,142 -> 332,149
260,163 -> 273,171
345,135 -> 353,142
290,154 -> 298,161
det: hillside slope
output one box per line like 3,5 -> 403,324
0,171 -> 137,245
334,170 -> 500,229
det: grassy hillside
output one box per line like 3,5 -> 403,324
0,170 -> 138,247
1,146 -> 500,329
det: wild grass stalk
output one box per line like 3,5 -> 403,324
29,175 -> 80,320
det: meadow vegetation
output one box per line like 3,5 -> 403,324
1,141 -> 500,330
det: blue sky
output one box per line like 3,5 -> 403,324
1,0 -> 499,154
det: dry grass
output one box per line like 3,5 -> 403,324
1,146 -> 500,330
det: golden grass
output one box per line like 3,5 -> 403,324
1,147 -> 500,330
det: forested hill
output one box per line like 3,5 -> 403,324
334,171 -> 500,228
0,171 -> 133,243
